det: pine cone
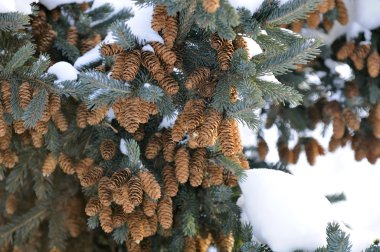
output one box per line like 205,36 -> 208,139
141,51 -> 166,81
336,42 -> 355,61
162,129 -> 176,162
128,176 -> 143,206
332,115 -> 345,139
132,124 -> 145,142
197,108 -> 222,147
207,162 -> 224,186
218,118 -> 236,156
217,41 -> 234,71
150,42 -> 177,66
76,103 -> 88,128
110,168 -> 132,189
80,166 -> 104,187
210,33 -> 223,50
305,138 -> 320,166
157,75 -> 179,95
112,206 -> 128,228
145,133 -> 162,159
19,82 -> 32,111
81,33 -> 101,54
233,35 -> 248,52
67,26 -> 78,46
291,143 -> 302,164
185,67 -> 211,90
306,11 -> 320,29
143,197 -> 157,217
52,110 -> 68,132
327,0 -> 335,9
344,81 -> 359,98
101,43 -> 124,56
367,50 -> 380,78
112,98 -> 140,133
123,49 -> 141,81
138,171 -> 161,200
100,139 -> 116,161
257,139 -> 269,161
215,232 -> 234,252
127,211 -> 144,243
322,15 -> 334,32
98,177 -> 113,207
319,0 -> 329,13
99,206 -> 113,233
202,0 -> 220,13
342,108 -> 360,131
336,0 -> 348,25
87,105 -> 108,125
1,81 -> 11,113
184,237 -> 197,252
158,196 -> 173,229
277,142 -> 290,164
291,20 -> 304,33
13,120 -> 26,135
189,148 -> 207,187
111,52 -> 126,80
58,153 -> 75,175
5,194 -> 17,215
48,93 -> 61,116
75,157 -> 94,179
42,153 -> 57,177
151,5 -> 167,32
85,197 -> 102,216
175,146 -> 190,183
30,129 -> 44,148
162,16 -> 178,48
162,165 -> 179,197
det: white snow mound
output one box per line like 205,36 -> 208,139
48,61 -> 78,82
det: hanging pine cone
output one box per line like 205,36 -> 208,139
197,108 -> 222,147
202,0 -> 220,13
123,49 -> 141,81
185,67 -> 211,90
128,176 -> 143,206
98,177 -> 113,207
189,148 -> 207,187
175,146 -> 190,183
138,171 -> 161,200
336,42 -> 355,61
215,232 -> 234,252
210,33 -> 224,50
5,194 -> 17,215
150,42 -> 177,66
162,129 -> 176,162
67,26 -> 78,46
42,153 -> 57,177
58,153 -> 75,175
101,43 -> 124,56
319,0 -> 329,13
184,237 -> 197,252
217,41 -> 234,71
306,10 -> 320,29
332,115 -> 345,139
344,81 -> 359,98
111,52 -> 125,80
327,0 -> 335,9
322,15 -> 334,32
85,197 -> 102,216
30,129 -> 44,148
367,50 -> 380,78
206,162 -> 224,186
342,108 -> 360,131
145,133 -> 163,159
162,165 -> 179,197
157,75 -> 180,95
80,166 -> 104,187
158,196 -> 173,229
80,33 -> 101,54
141,50 -> 166,81
127,211 -> 144,243
151,5 -> 167,32
76,103 -> 88,128
305,138 -> 321,166
291,20 -> 304,33
143,197 -> 157,217
162,16 -> 178,48
52,110 -> 68,132
336,0 -> 348,25
257,139 -> 269,161
87,105 -> 108,125
110,168 -> 132,189
19,82 -> 32,111
112,206 -> 128,228
99,206 -> 113,233
218,118 -> 236,156
100,139 -> 116,161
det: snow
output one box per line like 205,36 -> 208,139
158,112 -> 178,129
0,0 -> 36,14
39,0 -> 92,10
243,37 -> 263,58
106,108 -> 115,122
48,61 -> 78,82
142,44 -> 154,52
239,169 -> 337,252
119,138 -> 127,155
228,0 -> 290,13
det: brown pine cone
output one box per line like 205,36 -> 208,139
19,82 -> 32,111
175,146 -> 190,184
67,26 -> 78,46
85,197 -> 102,216
100,139 -> 116,161
58,153 -> 75,175
319,0 -> 329,13
185,67 -> 211,90
145,133 -> 163,160
13,120 -> 26,135
184,237 -> 197,252
127,211 -> 144,243
150,41 -> 177,66
151,5 -> 167,32
162,129 -> 176,162
210,33 -> 224,50
101,43 -> 124,56
336,42 -> 355,61
80,166 -> 104,187
99,206 -> 113,233
217,42 -> 234,71
202,0 -> 220,13
157,75 -> 179,95
189,148 -> 207,187
110,168 -> 132,189
158,196 -> 173,229
30,129 -> 44,148
342,108 -> 360,131
48,93 -> 61,116
75,157 -> 94,179
123,49 -> 141,81
111,52 -> 126,80
87,105 -> 108,125
112,98 -> 140,133
215,232 -> 234,252
112,205 -> 128,228
128,176 -> 143,206
336,0 -> 348,25
76,103 -> 88,128
42,153 -> 57,177
5,194 -> 17,215
98,177 -> 113,207
305,138 -> 320,166
162,165 -> 179,197
138,171 -> 161,200
196,108 -> 222,147
80,33 -> 101,54
367,50 -> 380,78
257,139 -> 269,161
207,162 -> 224,186
291,20 -> 304,33
322,15 -> 334,32
52,110 -> 68,132
306,11 -> 320,29
332,115 -> 345,139
162,16 -> 178,48
218,118 -> 236,156
141,51 -> 166,81
327,0 -> 335,10
143,197 -> 157,217
1,81 -> 11,113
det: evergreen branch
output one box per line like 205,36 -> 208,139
4,42 -> 35,73
29,54 -> 51,78
214,155 -> 246,180
112,225 -> 129,244
266,0 -> 323,25
255,37 -> 322,76
92,8 -> 134,36
48,212 -> 68,251
0,201 -> 50,244
22,88 -> 48,128
86,3 -> 113,22
326,222 -> 352,252
325,193 -> 346,204
138,83 -> 164,103
121,138 -> 142,171
54,37 -> 81,63
255,78 -> 302,106
109,21 -> 138,50
176,0 -> 197,45
0,12 -> 30,32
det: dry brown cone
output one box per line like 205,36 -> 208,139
0,117 -> 7,138
367,50 -> 380,78
123,49 -> 141,81
143,197 -> 157,217
127,211 -> 144,243
75,157 -> 94,179
257,139 -> 269,161
100,139 -> 116,161
277,142 -> 290,163
42,153 -> 57,177
373,102 -> 380,119
207,162 -> 224,186
218,118 -> 236,156
99,206 -> 113,233
196,232 -> 213,252
291,20 -> 304,33
145,133 -> 162,160
162,129 -> 176,162
163,16 -> 178,48
52,110 -> 68,132
336,0 -> 349,25
196,108 -> 222,147
323,100 -> 341,117
138,170 -> 161,200
67,26 -> 78,46
322,16 -> 334,32
158,196 -> 173,229
305,138 -> 320,166
141,213 -> 155,238
133,124 -> 145,142
79,1 -> 90,11
110,168 -> 132,189
85,197 -> 102,216
48,93 -> 61,116
307,11 -> 320,29
328,136 -> 341,152
95,64 -> 106,72
128,176 -> 143,206
336,42 -> 355,61
342,108 -> 360,131
158,75 -> 180,95
37,29 -> 57,52
189,148 -> 207,187
352,44 -> 371,63
87,105 -> 108,125
354,143 -> 368,161
76,103 -> 88,128
215,232 -> 234,252
51,8 -> 61,21
19,82 -> 32,111
217,42 -> 234,71
319,0 -> 329,13
231,119 -> 243,153
203,0 -> 220,13
150,41 -> 177,66
210,33 -> 224,50
0,127 -> 11,150
185,67 -> 211,90
98,177 -> 113,207
350,52 -> 365,70
233,35 -> 248,52
112,206 -> 128,229
327,0 -> 335,9
184,237 -> 197,252
5,195 -> 17,215
58,152 -> 75,175
1,81 -> 11,113
332,115 -> 345,139
223,170 -> 238,187
141,51 -> 166,81
101,43 -> 124,56
199,77 -> 217,98
372,118 -> 380,138
151,5 -> 167,32
30,129 -> 44,148
147,213 -> 158,237
175,146 -> 190,184
80,166 -> 104,187
117,185 -> 135,214
162,165 -> 179,197
34,121 -> 48,135
111,52 -> 126,80
80,33 -> 101,54
65,218 -> 83,238
13,120 -> 26,135
292,143 -> 302,164
2,150 -> 18,169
